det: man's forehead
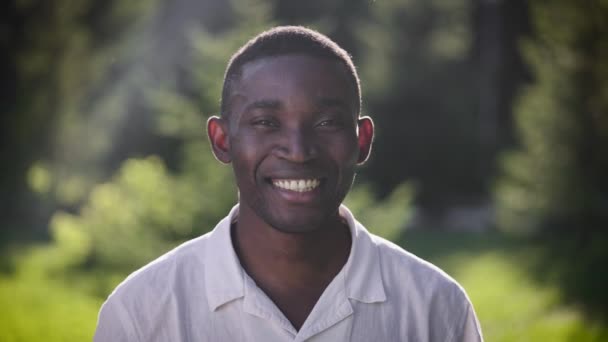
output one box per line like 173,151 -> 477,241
229,55 -> 356,108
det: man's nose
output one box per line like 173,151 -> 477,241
274,128 -> 318,163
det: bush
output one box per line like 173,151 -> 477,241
345,182 -> 413,241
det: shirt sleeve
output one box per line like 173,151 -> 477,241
452,301 -> 483,342
94,297 -> 140,342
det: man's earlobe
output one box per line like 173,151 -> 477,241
357,116 -> 374,164
207,116 -> 232,164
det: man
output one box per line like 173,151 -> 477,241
94,26 -> 482,341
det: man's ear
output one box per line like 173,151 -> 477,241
207,116 -> 232,164
356,116 -> 374,164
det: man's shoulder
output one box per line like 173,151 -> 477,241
107,232 -> 213,303
94,231 -> 220,341
367,231 -> 468,301
364,232 -> 481,341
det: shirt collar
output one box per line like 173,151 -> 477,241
204,204 -> 386,311
204,204 -> 245,311
339,205 -> 387,304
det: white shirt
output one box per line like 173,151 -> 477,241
94,204 -> 483,342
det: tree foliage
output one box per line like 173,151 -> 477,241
354,0 -> 485,206
2,0 -> 159,240
47,0 -> 274,271
496,0 -> 608,233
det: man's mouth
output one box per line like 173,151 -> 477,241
271,179 -> 321,192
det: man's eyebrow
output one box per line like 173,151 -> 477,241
244,99 -> 282,112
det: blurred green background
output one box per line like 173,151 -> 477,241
1,0 -> 608,341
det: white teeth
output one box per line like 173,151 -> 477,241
273,179 -> 321,192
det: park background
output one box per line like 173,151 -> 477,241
1,0 -> 607,340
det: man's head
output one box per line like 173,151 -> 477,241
208,26 -> 373,234
220,26 -> 361,118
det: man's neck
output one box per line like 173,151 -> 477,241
230,204 -> 352,330
232,208 -> 351,283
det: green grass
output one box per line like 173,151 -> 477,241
0,245 -> 120,342
0,274 -> 102,341
400,231 -> 608,342
1,232 -> 607,341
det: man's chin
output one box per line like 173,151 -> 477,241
265,213 -> 331,234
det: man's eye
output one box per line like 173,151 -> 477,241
253,119 -> 278,127
317,119 -> 340,128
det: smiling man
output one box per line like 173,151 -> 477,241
94,26 -> 483,342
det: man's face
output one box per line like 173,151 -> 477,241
210,54 -> 373,233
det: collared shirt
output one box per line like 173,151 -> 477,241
94,205 -> 483,342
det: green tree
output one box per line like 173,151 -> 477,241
496,0 -> 608,234
3,0 -> 159,241
354,0 -> 482,208
48,0 -> 273,272
495,2 -> 608,319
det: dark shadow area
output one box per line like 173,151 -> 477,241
529,232 -> 608,324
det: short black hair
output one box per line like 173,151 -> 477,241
220,26 -> 361,117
